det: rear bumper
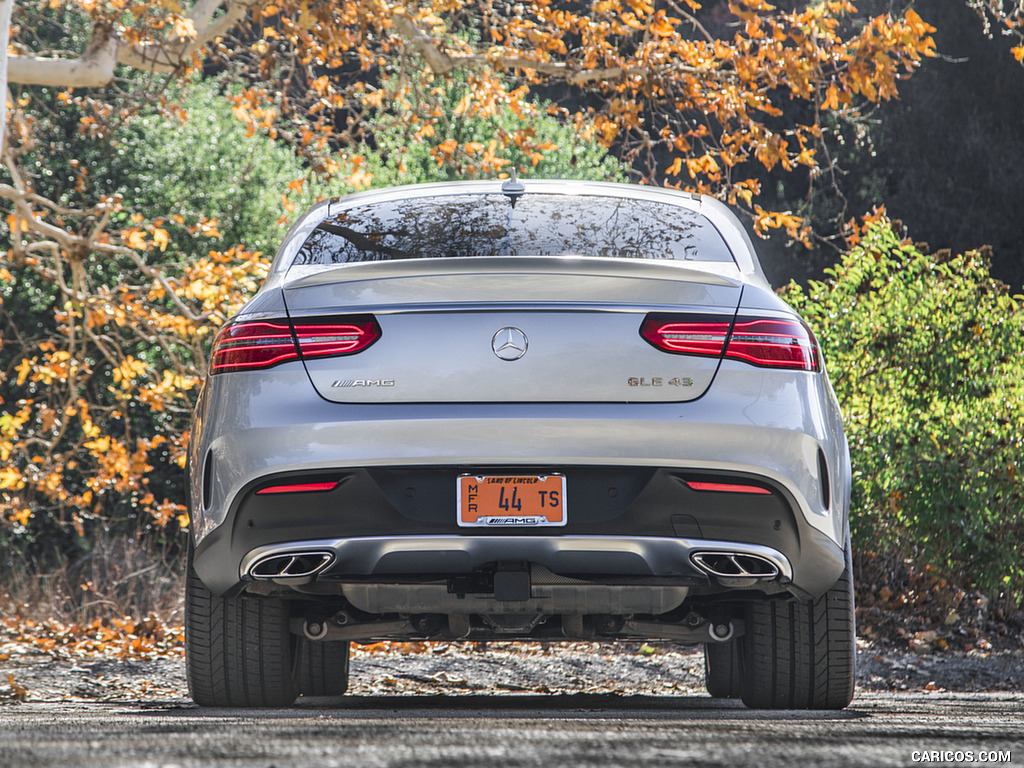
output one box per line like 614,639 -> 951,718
192,475 -> 846,598
238,535 -> 796,582
194,529 -> 844,600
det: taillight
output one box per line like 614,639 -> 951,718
640,313 -> 731,357
292,316 -> 381,360
640,313 -> 819,371
210,315 -> 380,374
725,317 -> 819,371
210,320 -> 299,374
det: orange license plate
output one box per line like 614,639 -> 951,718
458,475 -> 567,527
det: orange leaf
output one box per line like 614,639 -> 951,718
821,83 -> 840,111
124,230 -> 148,250
152,228 -> 169,252
5,673 -> 28,701
650,14 -> 676,37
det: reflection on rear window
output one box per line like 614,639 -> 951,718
293,193 -> 735,266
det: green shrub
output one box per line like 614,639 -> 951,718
780,215 -> 1024,603
108,78 -> 330,257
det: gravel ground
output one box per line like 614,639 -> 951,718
2,640 -> 1022,705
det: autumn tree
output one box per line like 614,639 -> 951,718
2,1 -> 937,576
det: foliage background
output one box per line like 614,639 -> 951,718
781,214 -> 1024,604
0,56 -> 628,618
757,0 -> 1024,291
1,0 -> 1024,624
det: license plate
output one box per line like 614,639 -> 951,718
457,474 -> 567,527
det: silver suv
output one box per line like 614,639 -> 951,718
185,180 -> 855,708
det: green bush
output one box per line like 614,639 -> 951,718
780,215 -> 1024,603
108,78 -> 331,257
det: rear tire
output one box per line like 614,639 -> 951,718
739,539 -> 855,709
294,638 -> 351,697
704,639 -> 743,698
185,548 -> 298,707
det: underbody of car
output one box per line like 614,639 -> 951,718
185,179 -> 855,709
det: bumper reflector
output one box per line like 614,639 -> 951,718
685,481 -> 772,495
256,481 -> 339,495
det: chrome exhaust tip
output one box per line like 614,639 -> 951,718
247,551 -> 334,580
691,551 -> 781,580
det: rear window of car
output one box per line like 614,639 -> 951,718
292,193 -> 735,266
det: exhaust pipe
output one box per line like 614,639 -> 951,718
247,551 -> 334,580
691,551 -> 780,580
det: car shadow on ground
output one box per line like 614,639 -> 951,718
138,693 -> 868,721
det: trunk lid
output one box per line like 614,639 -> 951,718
283,257 -> 742,403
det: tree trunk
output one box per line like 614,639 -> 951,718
1,0 -> 14,157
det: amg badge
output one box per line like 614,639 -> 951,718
331,379 -> 395,388
627,377 -> 693,387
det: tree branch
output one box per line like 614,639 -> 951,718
389,11 -> 719,86
8,22 -> 118,87
6,0 -> 263,88
665,0 -> 715,45
391,13 -> 457,75
0,0 -> 13,157
1,153 -> 208,325
116,0 -> 262,73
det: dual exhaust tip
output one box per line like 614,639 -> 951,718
691,551 -> 780,581
248,551 -> 334,580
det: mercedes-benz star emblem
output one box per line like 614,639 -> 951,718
492,327 -> 529,361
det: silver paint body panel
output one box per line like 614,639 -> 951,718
284,258 -> 742,404
190,360 -> 848,544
